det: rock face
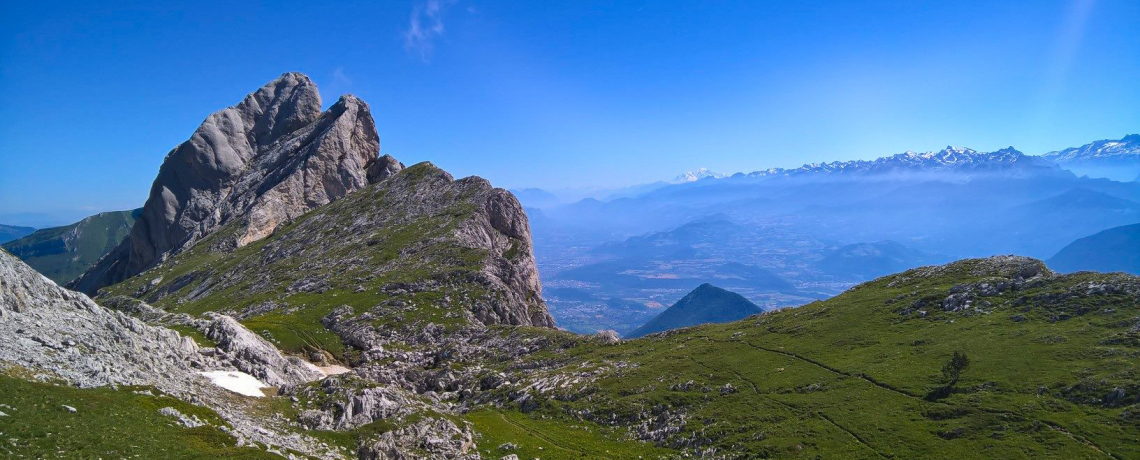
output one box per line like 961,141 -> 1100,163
105,161 -> 554,332
72,72 -> 398,294
0,249 -> 344,457
202,313 -> 325,387
0,249 -> 205,389
0,248 -> 324,393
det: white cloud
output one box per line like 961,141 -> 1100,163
404,0 -> 451,61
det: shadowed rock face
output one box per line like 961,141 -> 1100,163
72,73 -> 398,294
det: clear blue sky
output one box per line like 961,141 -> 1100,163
1,0 -> 1138,226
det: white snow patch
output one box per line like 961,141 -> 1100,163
200,371 -> 269,397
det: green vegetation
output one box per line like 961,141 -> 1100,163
169,324 -> 217,347
484,259 -> 1140,458
76,163 -> 1140,458
99,164 -> 503,360
465,409 -> 674,459
3,208 -> 139,283
0,374 -> 276,459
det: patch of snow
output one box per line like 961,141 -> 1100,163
199,371 -> 269,397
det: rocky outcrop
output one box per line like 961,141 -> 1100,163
0,249 -> 207,388
357,417 -> 478,460
72,72 -> 399,295
202,313 -> 325,388
110,161 -> 554,331
0,249 -> 341,457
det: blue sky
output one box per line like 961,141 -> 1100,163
1,0 -> 1138,226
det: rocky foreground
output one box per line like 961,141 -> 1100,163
0,249 -> 344,457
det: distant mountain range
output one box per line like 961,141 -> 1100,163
3,209 -> 140,284
626,283 -> 762,338
519,135 -> 1139,209
0,224 -> 35,244
673,168 -> 728,183
745,146 -> 1057,179
1048,223 -> 1140,275
1043,134 -> 1140,182
511,188 -> 562,208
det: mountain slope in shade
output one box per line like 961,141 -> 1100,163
626,283 -> 761,338
0,224 -> 35,244
815,240 -> 947,280
1043,134 -> 1140,181
3,209 -> 140,284
1047,223 -> 1140,275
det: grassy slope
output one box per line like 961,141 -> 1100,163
3,209 -> 139,283
99,164 -> 492,358
76,166 -> 1138,458
492,260 -> 1140,459
0,374 -> 277,459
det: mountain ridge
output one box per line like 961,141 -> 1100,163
72,72 -> 399,295
0,224 -> 35,244
1048,223 -> 1140,275
3,208 -> 140,283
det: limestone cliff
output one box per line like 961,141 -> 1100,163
72,73 -> 396,294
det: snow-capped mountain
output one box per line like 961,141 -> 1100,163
673,168 -> 728,183
1043,134 -> 1140,162
1041,134 -> 1140,182
745,146 -> 1056,179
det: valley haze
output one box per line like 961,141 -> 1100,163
2,1 -> 1140,459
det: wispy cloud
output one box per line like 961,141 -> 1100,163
404,0 -> 451,61
331,67 -> 352,88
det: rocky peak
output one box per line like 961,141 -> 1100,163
72,73 -> 391,294
367,154 -> 405,183
243,72 -> 322,145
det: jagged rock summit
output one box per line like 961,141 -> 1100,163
72,72 -> 402,294
71,72 -> 553,332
